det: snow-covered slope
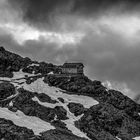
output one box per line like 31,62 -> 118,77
23,77 -> 99,108
133,136 -> 140,140
0,47 -> 140,140
0,108 -> 55,135
0,70 -> 94,140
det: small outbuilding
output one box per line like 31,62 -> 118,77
61,63 -> 84,75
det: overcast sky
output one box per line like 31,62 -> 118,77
1,0 -> 140,102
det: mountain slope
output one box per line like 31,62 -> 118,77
0,46 -> 140,140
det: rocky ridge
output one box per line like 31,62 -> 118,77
0,46 -> 140,140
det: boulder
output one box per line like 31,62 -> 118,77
67,102 -> 85,116
0,82 -> 15,100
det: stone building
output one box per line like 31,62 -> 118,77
61,63 -> 84,75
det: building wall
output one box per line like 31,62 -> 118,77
62,68 -> 78,74
77,68 -> 83,74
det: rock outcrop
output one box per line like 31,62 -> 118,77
0,82 -> 15,100
0,47 -> 140,140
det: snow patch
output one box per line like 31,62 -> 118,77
63,118 -> 90,140
32,97 -> 59,108
12,70 -> 27,79
9,101 -> 13,107
23,78 -> 92,139
133,136 -> 140,140
0,107 -> 55,135
12,69 -> 38,79
0,75 -> 96,139
29,63 -> 39,67
116,136 -> 121,140
23,78 -> 99,108
32,93 -> 90,139
62,112 -> 90,140
48,71 -> 54,75
0,77 -> 11,81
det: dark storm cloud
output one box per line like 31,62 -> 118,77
0,31 -> 51,61
9,0 -> 140,28
1,22 -> 140,101
2,0 -> 140,102
0,33 -> 39,56
54,30 -> 140,100
0,30 -> 70,64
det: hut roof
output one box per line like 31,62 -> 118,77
63,63 -> 84,68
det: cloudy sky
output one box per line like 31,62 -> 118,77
1,0 -> 140,102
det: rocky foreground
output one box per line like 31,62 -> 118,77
0,46 -> 140,140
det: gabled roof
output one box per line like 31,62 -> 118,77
63,63 -> 84,68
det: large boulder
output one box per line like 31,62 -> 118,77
54,106 -> 68,120
67,102 -> 86,116
0,82 -> 15,100
35,93 -> 57,104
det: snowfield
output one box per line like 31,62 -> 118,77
23,78 -> 99,108
12,70 -> 35,79
1,47 -> 140,140
25,78 -> 93,139
133,136 -> 140,140
0,107 -> 55,135
28,63 -> 40,67
0,74 -> 98,139
63,117 -> 90,140
116,137 -> 121,140
0,77 -> 11,81
32,97 -> 59,108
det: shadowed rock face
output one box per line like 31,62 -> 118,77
0,118 -> 87,140
41,129 -> 88,140
0,118 -> 39,140
75,103 -> 140,140
0,82 -> 15,100
0,47 -> 140,140
0,47 -> 31,78
35,93 -> 57,104
67,102 -> 86,116
0,46 -> 58,77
